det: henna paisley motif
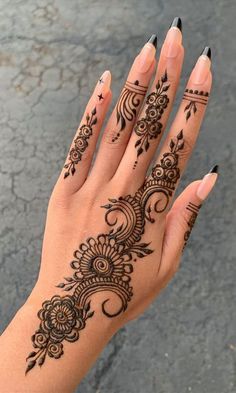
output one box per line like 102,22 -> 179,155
26,131 -> 184,373
112,80 -> 147,142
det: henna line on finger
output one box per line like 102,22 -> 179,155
183,202 -> 201,250
183,89 -> 209,121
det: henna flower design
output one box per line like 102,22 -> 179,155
26,295 -> 93,373
27,129 -> 185,373
38,295 -> 85,343
71,235 -> 133,283
133,70 -> 170,167
64,108 -> 97,178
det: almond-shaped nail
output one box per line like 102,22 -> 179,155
191,46 -> 211,85
162,17 -> 182,59
136,35 -> 157,73
196,165 -> 218,201
94,70 -> 111,105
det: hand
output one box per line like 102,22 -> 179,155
13,20 -> 216,383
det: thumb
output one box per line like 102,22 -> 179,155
160,166 -> 219,278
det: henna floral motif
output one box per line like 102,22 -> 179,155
183,89 -> 209,121
183,202 -> 201,249
26,131 -> 184,373
64,108 -> 97,178
26,296 -> 93,373
133,70 -> 170,168
112,80 -> 147,142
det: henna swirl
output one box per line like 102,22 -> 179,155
26,131 -> 184,373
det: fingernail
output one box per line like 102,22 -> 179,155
136,35 -> 157,73
148,34 -> 158,48
191,47 -> 211,85
170,16 -> 182,32
200,46 -> 211,60
196,165 -> 219,201
94,70 -> 111,105
162,18 -> 182,59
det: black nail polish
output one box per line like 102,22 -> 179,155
148,34 -> 157,48
170,17 -> 182,32
201,46 -> 211,59
209,165 -> 218,174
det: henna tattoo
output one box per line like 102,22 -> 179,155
133,70 -> 170,169
64,107 -> 97,178
26,131 -> 184,373
183,202 -> 201,249
112,80 -> 147,143
183,89 -> 209,121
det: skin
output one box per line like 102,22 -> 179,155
0,24 -> 214,393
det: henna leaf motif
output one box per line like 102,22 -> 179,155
133,70 -> 170,168
26,131 -> 184,373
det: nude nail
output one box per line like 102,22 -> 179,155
163,26 -> 182,58
136,35 -> 157,73
196,165 -> 218,201
191,48 -> 211,85
94,70 -> 111,104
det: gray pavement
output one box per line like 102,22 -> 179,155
0,1 -> 236,392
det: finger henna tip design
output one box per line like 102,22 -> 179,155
133,70 -> 170,169
64,107 -> 97,178
26,131 -> 185,373
183,202 -> 201,250
183,89 -> 209,121
111,80 -> 148,143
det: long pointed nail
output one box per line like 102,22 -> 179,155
191,47 -> 211,85
201,46 -> 211,60
196,165 -> 219,201
170,17 -> 182,32
148,34 -> 157,48
94,70 -> 111,104
162,18 -> 182,59
136,35 -> 157,73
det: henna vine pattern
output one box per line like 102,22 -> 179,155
183,89 -> 209,121
183,202 -> 201,249
133,70 -> 170,168
112,80 -> 147,142
26,131 -> 184,373
64,107 -> 97,178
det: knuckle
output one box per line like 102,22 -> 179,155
177,137 -> 194,161
103,130 -> 129,150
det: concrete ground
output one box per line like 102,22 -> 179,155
0,1 -> 236,392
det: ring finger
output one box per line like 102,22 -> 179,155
146,47 -> 212,221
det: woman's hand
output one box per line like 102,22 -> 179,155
0,18 -> 217,393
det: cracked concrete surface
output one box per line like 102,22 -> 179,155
0,1 -> 236,392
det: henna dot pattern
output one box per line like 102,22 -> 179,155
64,107 -> 97,178
183,89 -> 209,121
26,131 -> 185,373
